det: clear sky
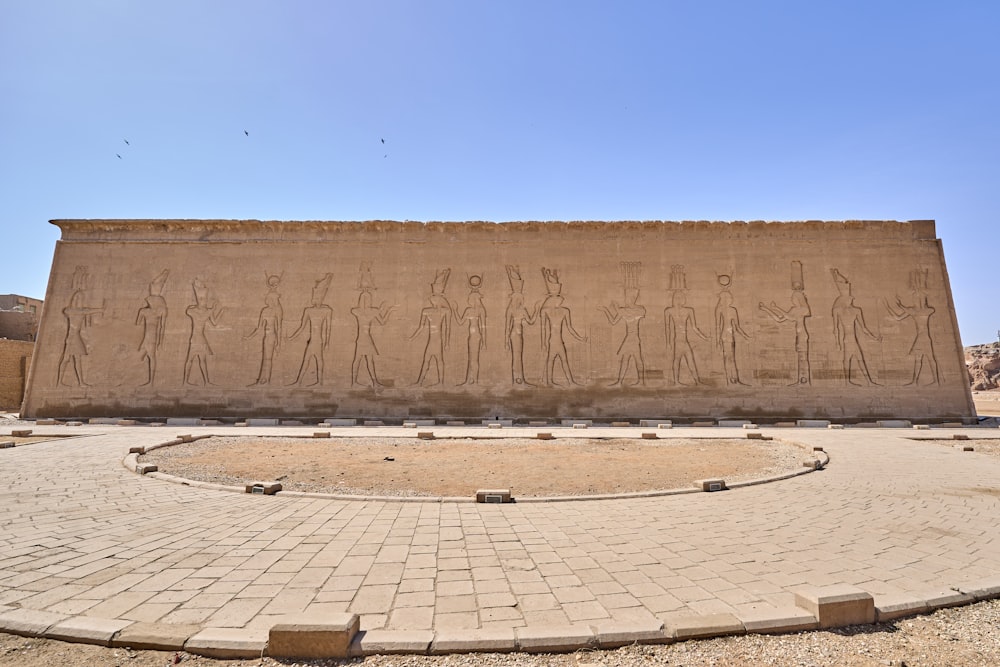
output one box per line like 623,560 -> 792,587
1,1 -> 997,343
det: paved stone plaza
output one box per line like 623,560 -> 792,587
1,424 -> 999,656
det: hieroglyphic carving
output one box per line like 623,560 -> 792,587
456,274 -> 486,385
663,267 -> 708,385
184,278 -> 225,386
58,266 -> 105,387
409,269 -> 454,386
245,273 -> 283,386
714,274 -> 751,386
759,260 -> 811,385
831,268 -> 881,386
288,273 -> 333,386
136,269 -> 169,386
504,265 -> 537,386
351,264 -> 395,387
600,262 -> 646,386
539,268 -> 586,386
884,269 -> 939,385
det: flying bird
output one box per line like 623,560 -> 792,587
244,130 -> 249,136
380,138 -> 385,144
116,153 -> 122,159
123,139 -> 129,145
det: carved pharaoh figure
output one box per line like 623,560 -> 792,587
664,289 -> 708,385
830,268 -> 881,386
184,278 -> 225,386
58,267 -> 105,387
758,260 -> 811,385
136,269 -> 169,386
409,268 -> 454,386
288,273 -> 334,387
351,265 -> 395,387
884,269 -> 939,385
539,268 -> 586,386
600,262 -> 646,386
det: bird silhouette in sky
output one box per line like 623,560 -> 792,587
123,138 -> 130,145
116,153 -> 122,159
381,138 -> 385,144
244,130 -> 249,136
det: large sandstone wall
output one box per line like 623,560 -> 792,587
21,219 -> 975,421
0,339 -> 33,410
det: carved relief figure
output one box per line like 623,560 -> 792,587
831,269 -> 881,386
884,269 -> 939,385
600,262 -> 646,386
288,273 -> 334,386
184,278 -> 225,386
409,269 -> 454,386
758,260 -> 811,385
456,274 -> 487,385
351,264 -> 395,387
663,267 -> 708,385
539,268 -> 587,386
714,274 -> 751,386
245,273 -> 283,386
504,265 -> 537,385
58,266 -> 105,387
135,269 -> 169,386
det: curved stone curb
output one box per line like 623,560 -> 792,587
2,576 -> 999,657
123,436 -> 826,503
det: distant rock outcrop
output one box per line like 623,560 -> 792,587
967,342 -> 1000,390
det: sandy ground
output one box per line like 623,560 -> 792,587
140,436 -> 808,497
973,390 -> 1000,417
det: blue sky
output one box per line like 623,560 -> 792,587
1,1 -> 997,343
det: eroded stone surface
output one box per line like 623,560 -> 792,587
21,219 -> 973,421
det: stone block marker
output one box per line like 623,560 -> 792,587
417,431 -> 435,440
135,463 -> 157,474
246,481 -> 282,495
11,429 -> 31,437
536,432 -> 554,440
694,478 -> 727,492
268,613 -> 359,659
476,489 -> 512,503
641,432 -> 658,439
794,585 -> 875,628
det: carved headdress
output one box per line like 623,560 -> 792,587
431,268 -> 451,296
541,267 -> 561,296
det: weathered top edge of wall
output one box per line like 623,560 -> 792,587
49,219 -> 937,242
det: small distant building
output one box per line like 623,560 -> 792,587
0,294 -> 42,411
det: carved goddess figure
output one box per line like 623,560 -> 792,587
504,265 -> 537,385
245,273 -> 283,386
288,274 -> 334,386
600,262 -> 646,386
885,294 -> 939,386
184,278 -> 225,386
136,269 -> 169,386
715,278 -> 751,386
456,276 -> 487,385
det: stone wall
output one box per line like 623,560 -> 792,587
0,339 -> 33,410
0,310 -> 39,341
21,219 -> 976,421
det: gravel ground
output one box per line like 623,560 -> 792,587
139,436 -> 808,497
2,598 -> 999,666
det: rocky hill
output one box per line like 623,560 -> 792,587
967,342 -> 1000,390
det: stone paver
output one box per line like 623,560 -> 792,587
1,424 -> 999,653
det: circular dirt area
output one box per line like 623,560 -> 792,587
141,436 -> 809,497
